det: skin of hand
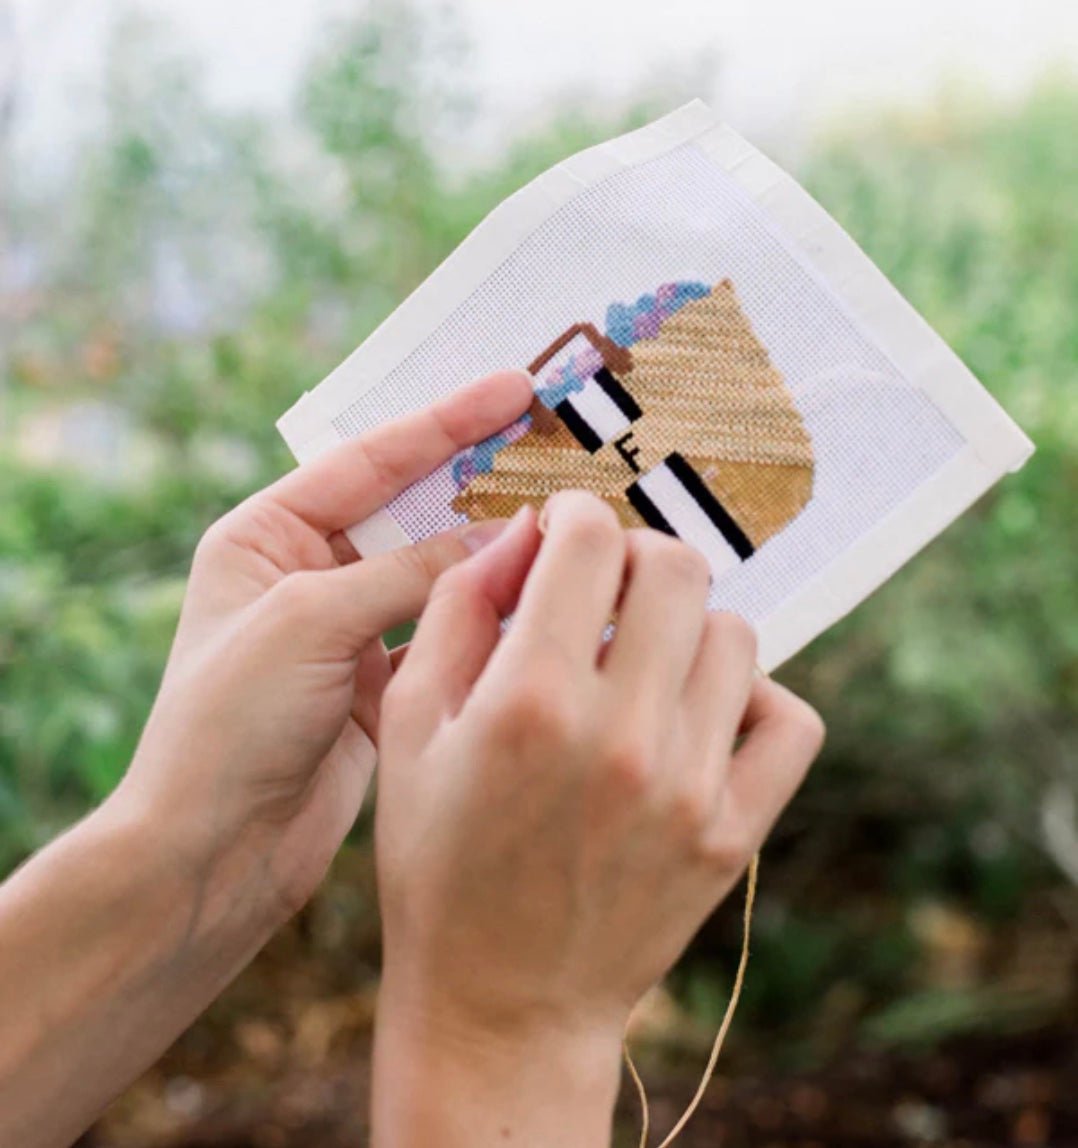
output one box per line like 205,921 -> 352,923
0,369 -> 534,1148
123,367 -> 533,920
372,492 -> 826,1148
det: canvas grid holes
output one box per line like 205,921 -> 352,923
519,310 -> 764,580
328,142 -> 966,627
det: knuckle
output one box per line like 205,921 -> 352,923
392,538 -> 446,590
628,528 -> 664,562
698,820 -> 754,872
429,559 -> 474,603
382,671 -> 424,727
600,737 -> 653,798
629,532 -> 711,596
657,538 -> 711,589
669,787 -> 711,838
788,696 -> 826,753
495,682 -> 574,743
193,497 -> 283,572
192,515 -> 233,567
552,492 -> 623,552
710,611 -> 758,662
360,439 -> 415,502
271,570 -> 322,626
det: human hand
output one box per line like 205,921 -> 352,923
0,370 -> 537,1148
372,492 -> 825,1146
118,369 -> 533,926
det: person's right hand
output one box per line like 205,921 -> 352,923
371,491 -> 825,1148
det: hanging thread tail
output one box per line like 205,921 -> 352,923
623,850 -> 760,1148
622,1033 -> 651,1148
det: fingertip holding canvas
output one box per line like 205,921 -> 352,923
456,367 -> 535,422
459,516 -> 510,555
277,101 -> 1033,672
463,504 -> 541,621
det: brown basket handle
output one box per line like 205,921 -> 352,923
527,322 -> 632,378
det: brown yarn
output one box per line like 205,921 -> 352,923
622,851 -> 760,1148
526,321 -> 634,378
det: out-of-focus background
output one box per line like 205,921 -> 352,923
2,1 -> 1077,1145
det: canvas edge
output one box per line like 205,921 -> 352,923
692,124 -> 1034,475
274,99 -> 1035,669
755,446 -> 1000,671
692,123 -> 1033,669
275,99 -> 718,463
280,99 -> 725,557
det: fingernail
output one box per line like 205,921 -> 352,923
537,491 -> 568,535
461,517 -> 510,554
461,506 -> 532,554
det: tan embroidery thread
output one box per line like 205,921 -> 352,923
452,280 -> 814,558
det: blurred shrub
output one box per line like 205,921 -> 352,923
789,80 -> 1077,883
0,3 -> 663,863
1,1 -> 1075,1041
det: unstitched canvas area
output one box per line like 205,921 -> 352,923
278,102 -> 1032,670
450,278 -> 815,582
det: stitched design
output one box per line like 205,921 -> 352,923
451,279 -> 815,566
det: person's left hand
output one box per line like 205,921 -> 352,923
119,369 -> 533,926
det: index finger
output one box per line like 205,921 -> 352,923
492,490 -> 627,671
266,370 -> 534,535
714,677 -> 825,849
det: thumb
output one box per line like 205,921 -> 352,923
289,517 -> 515,652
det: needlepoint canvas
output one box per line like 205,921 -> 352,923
277,101 -> 1032,670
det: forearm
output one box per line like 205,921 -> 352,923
0,788 -> 280,1148
371,982 -> 623,1148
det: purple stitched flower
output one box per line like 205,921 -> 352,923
576,345 -> 603,379
453,455 -> 476,489
656,282 -> 678,306
503,416 -> 531,444
633,309 -> 662,341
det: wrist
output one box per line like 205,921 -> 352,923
0,783 -> 282,1148
372,977 -> 624,1148
101,772 -> 287,955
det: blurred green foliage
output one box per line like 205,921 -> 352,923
1,3 -> 1075,1043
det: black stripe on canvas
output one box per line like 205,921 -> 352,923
593,367 -> 642,422
554,399 -> 604,453
665,453 -> 756,560
626,480 -> 677,537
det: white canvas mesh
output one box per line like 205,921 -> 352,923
327,142 -> 964,628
